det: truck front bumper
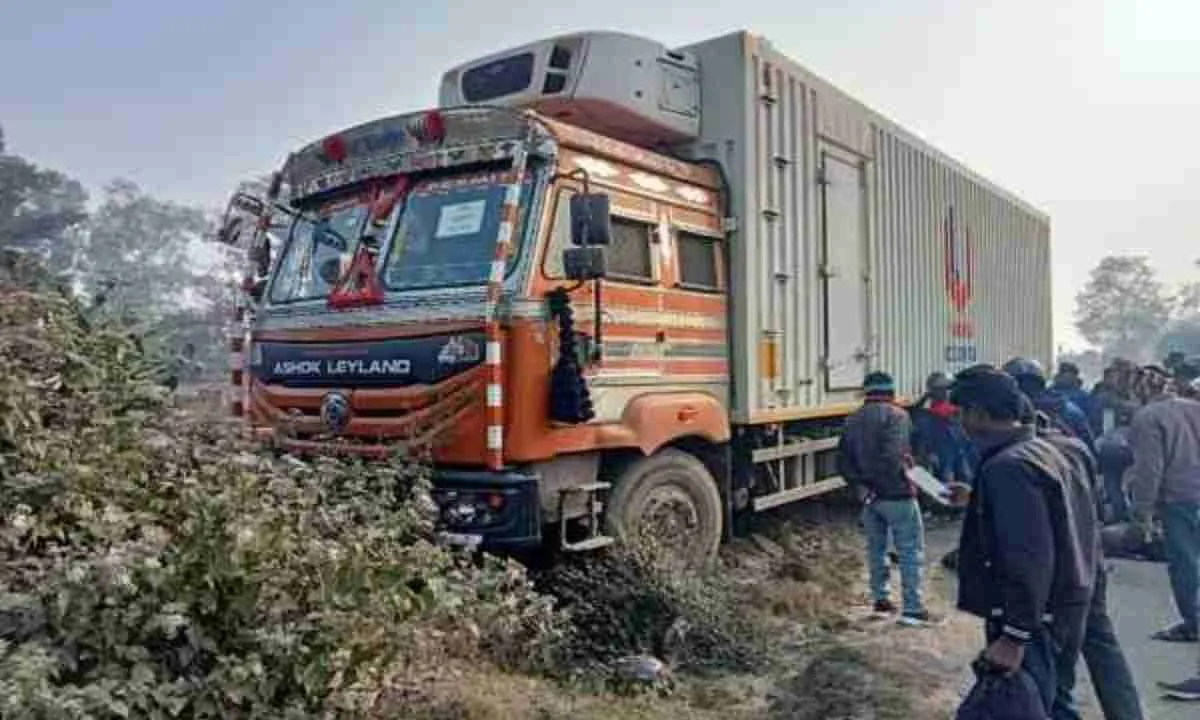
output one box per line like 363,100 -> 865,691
431,468 -> 541,551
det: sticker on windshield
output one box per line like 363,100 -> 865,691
435,200 -> 487,239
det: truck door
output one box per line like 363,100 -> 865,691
819,149 -> 870,392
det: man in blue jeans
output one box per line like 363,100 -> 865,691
1127,376 -> 1200,700
838,371 -> 935,626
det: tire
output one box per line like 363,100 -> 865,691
604,448 -> 723,562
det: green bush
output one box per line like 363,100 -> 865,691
0,272 -> 564,718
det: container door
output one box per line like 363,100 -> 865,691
819,150 -> 869,392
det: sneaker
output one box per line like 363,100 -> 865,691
1159,677 -> 1200,701
898,609 -> 942,627
873,599 -> 898,614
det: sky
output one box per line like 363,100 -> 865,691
3,0 -> 1200,349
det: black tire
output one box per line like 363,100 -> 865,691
604,448 -> 723,562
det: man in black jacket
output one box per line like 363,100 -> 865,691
838,371 -> 934,625
950,366 -> 1093,717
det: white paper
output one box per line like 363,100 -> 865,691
435,200 -> 487,239
907,466 -> 953,505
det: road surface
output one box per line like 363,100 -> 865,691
1077,557 -> 1197,719
927,522 -> 1197,719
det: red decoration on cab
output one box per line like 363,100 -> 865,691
327,247 -> 385,309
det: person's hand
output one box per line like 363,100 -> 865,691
982,636 -> 1025,675
946,481 -> 972,508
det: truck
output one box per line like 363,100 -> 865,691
217,30 -> 1051,560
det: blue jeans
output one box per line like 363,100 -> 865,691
1097,442 -> 1132,523
1102,466 -> 1132,523
1163,501 -> 1200,634
861,498 -> 925,614
1082,566 -> 1146,720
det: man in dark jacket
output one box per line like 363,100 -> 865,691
838,371 -> 933,625
950,366 -> 1092,718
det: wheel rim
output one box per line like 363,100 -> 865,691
633,480 -> 704,557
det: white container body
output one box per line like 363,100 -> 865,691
678,32 -> 1051,422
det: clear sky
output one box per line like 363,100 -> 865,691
4,0 -> 1199,348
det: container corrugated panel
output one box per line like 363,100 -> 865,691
679,32 -> 1051,422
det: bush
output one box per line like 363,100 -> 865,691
0,271 -> 564,718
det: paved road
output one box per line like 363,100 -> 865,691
1078,557 -> 1197,719
927,522 -> 1198,718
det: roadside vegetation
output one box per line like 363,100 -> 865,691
0,252 -> 957,718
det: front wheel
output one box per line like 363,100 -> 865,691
604,449 -> 723,563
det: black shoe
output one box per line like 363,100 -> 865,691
1159,677 -> 1200,701
941,549 -> 959,571
873,599 -> 898,614
1152,623 -> 1199,643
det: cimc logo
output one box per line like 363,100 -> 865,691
942,205 -> 977,365
944,206 -> 973,313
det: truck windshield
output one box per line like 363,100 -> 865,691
268,197 -> 369,304
382,170 -> 533,291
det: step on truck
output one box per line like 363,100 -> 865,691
216,30 -> 1052,560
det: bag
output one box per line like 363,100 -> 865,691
956,658 -> 1049,720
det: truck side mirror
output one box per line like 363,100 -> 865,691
216,192 -> 266,246
563,246 -> 608,281
217,216 -> 244,246
569,193 -> 613,246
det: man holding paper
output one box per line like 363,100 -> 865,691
837,371 -> 935,626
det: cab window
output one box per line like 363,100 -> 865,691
675,230 -> 721,291
542,189 -> 657,283
606,217 -> 655,281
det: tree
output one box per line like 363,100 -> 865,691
1075,256 -> 1173,362
1156,260 -> 1200,360
80,179 -> 238,379
0,124 -> 88,271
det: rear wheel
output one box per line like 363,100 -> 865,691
604,449 -> 723,563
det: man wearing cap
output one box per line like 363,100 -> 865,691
913,371 -> 973,487
838,371 -> 935,626
1127,367 -> 1200,650
950,365 -> 1092,717
1004,358 -> 1096,455
1053,362 -> 1093,426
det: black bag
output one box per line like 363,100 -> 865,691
956,658 -> 1049,720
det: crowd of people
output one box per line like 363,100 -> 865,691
837,355 -> 1200,719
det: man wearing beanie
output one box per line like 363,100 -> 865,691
950,365 -> 1092,718
837,371 -> 935,626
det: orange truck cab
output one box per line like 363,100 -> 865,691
217,31 -> 1051,558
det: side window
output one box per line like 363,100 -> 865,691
541,191 -> 657,283
607,217 -> 655,281
676,230 -> 720,290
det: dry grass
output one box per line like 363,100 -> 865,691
374,662 -> 733,720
